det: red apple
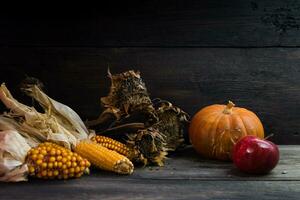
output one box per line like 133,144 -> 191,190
232,135 -> 279,174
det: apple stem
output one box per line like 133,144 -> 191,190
223,101 -> 235,114
265,134 -> 274,140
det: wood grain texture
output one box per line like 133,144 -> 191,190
0,146 -> 299,200
1,0 -> 300,47
0,180 -> 299,200
1,47 -> 299,144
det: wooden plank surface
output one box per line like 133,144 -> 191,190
1,47 -> 299,144
1,0 -> 300,47
0,146 -> 299,200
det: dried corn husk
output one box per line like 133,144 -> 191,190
20,79 -> 89,139
0,130 -> 30,182
0,83 -> 90,149
0,116 -> 40,147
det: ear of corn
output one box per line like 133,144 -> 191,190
75,141 -> 134,175
26,142 -> 90,180
91,135 -> 133,158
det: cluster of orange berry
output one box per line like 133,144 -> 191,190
26,142 -> 90,180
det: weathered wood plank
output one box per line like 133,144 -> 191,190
1,47 -> 299,144
1,0 -> 300,47
0,146 -> 299,200
0,179 -> 299,200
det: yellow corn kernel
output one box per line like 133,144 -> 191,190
37,154 -> 44,160
61,158 -> 67,163
57,162 -> 62,168
49,157 -> 56,162
31,154 -> 38,161
53,170 -> 59,176
50,149 -> 56,156
69,168 -> 75,174
26,142 -> 90,180
48,171 -> 53,177
75,166 -> 81,173
41,163 -> 47,169
66,161 -> 72,168
36,159 -> 43,166
48,163 -> 53,169
56,150 -> 61,155
75,141 -> 134,175
29,166 -> 35,174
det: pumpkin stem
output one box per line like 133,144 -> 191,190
223,101 -> 235,114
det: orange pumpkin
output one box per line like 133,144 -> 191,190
189,101 -> 264,160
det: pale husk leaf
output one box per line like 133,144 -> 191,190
0,116 -> 40,147
0,130 -> 30,182
21,84 -> 89,140
0,83 -> 84,149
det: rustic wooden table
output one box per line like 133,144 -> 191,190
0,145 -> 298,200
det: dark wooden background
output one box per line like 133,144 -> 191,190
0,0 -> 300,144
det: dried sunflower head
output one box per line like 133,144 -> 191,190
153,99 -> 190,151
126,127 -> 167,166
100,70 -> 158,127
